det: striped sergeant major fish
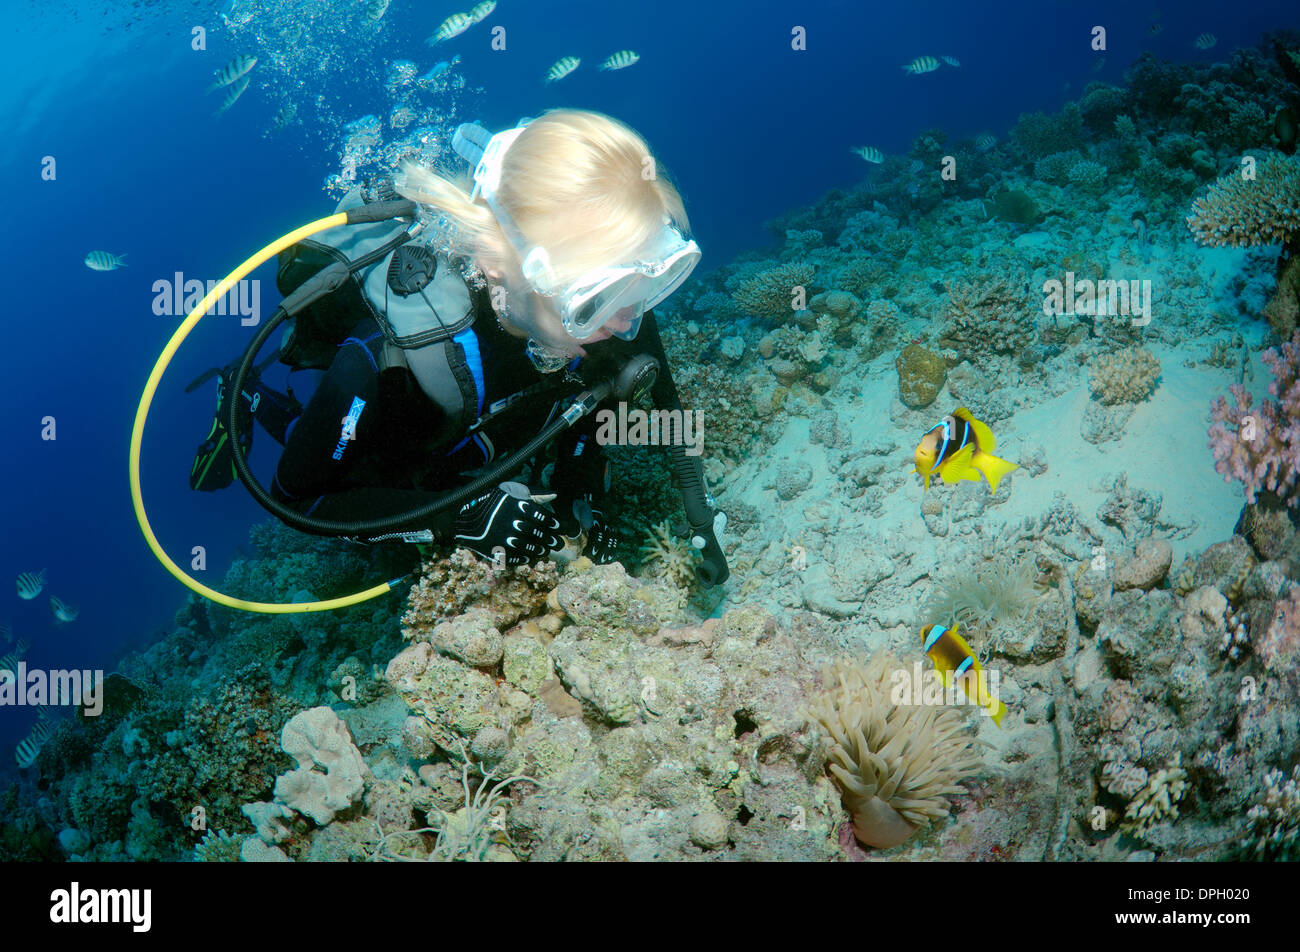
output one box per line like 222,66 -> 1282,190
207,53 -> 257,92
922,622 -> 1007,725
851,145 -> 884,164
16,719 -> 54,769
429,12 -> 473,44
213,74 -> 251,116
84,250 -> 127,271
902,55 -> 941,74
1193,32 -> 1217,50
912,407 -> 1018,493
468,0 -> 496,23
599,50 -> 640,71
0,639 -> 32,676
545,56 -> 580,83
50,597 -> 79,624
940,55 -> 960,67
16,569 -> 46,598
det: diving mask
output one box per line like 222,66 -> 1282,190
470,124 -> 701,342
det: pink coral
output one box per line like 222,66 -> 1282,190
1209,333 -> 1300,506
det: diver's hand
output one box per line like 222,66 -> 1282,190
552,494 -> 619,564
582,512 -> 619,564
453,482 -> 562,567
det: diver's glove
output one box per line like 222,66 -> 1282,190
453,481 -> 563,567
554,494 -> 620,564
583,513 -> 620,564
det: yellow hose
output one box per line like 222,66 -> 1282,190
130,212 -> 405,614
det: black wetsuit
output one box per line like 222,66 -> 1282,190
268,293 -> 650,542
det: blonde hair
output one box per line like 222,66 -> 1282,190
396,109 -> 690,286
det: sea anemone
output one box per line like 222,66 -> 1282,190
925,556 -> 1040,637
807,655 -> 985,849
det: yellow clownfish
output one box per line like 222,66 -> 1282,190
921,621 -> 1007,726
913,407 -> 1018,492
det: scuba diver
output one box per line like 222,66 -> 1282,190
188,109 -> 728,583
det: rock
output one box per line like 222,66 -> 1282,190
57,828 -> 90,855
1192,536 -> 1256,600
1178,586 -> 1227,648
895,343 -> 947,409
775,461 -> 814,500
1081,400 -> 1135,444
433,608 -> 504,668
1097,590 -> 1174,679
502,635 -> 552,695
1113,538 -> 1172,591
690,810 -> 730,850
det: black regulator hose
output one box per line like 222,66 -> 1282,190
639,318 -> 730,587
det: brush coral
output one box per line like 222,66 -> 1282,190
807,655 -> 984,849
1208,332 -> 1300,506
1186,156 -> 1300,248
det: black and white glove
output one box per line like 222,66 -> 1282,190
554,494 -> 620,565
453,481 -> 563,567
583,513 -> 620,564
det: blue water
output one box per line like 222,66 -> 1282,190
0,0 -> 1296,768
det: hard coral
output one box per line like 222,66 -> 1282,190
939,273 -> 1037,368
638,520 -> 700,591
1121,754 -> 1188,839
1208,332 -> 1300,506
1089,346 -> 1162,405
1186,156 -> 1300,248
1247,765 -> 1300,860
807,655 -> 984,849
731,263 -> 816,321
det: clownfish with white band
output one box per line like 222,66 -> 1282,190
921,622 -> 1007,726
913,407 -> 1018,493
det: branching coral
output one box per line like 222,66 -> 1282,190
1208,332 -> 1300,506
731,262 -> 816,321
1120,754 -> 1188,838
1186,156 -> 1300,248
807,655 -> 984,849
638,520 -> 700,590
193,829 -> 242,863
1090,346 -> 1162,404
1246,765 -> 1300,860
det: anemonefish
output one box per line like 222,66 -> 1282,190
922,622 -> 1007,726
913,407 -> 1018,492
